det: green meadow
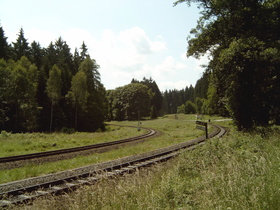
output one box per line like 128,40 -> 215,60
25,117 -> 279,210
0,114 -> 214,183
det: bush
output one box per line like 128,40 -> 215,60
61,127 -> 75,134
1,130 -> 10,138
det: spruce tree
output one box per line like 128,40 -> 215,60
0,25 -> 10,60
13,28 -> 30,60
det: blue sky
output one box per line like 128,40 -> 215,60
0,0 -> 208,91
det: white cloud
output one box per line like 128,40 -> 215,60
12,26 -> 206,91
93,27 -> 167,71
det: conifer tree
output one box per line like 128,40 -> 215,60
0,25 -> 10,60
13,28 -> 30,60
80,41 -> 89,61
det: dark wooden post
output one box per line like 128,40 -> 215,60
196,121 -> 208,139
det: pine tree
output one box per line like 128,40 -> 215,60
13,28 -> 30,60
0,25 -> 10,60
30,41 -> 44,70
80,41 -> 89,61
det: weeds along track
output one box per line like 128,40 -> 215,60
0,126 -> 157,169
0,124 -> 226,208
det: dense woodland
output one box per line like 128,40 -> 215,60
0,27 -> 106,132
1,0 -> 279,132
0,26 -> 214,133
175,0 -> 280,130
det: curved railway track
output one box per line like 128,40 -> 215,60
0,123 -> 226,208
0,126 -> 156,164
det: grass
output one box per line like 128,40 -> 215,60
20,122 -> 280,210
0,125 -> 147,157
0,114 -> 214,183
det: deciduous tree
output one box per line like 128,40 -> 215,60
46,65 -> 62,132
67,70 -> 89,130
175,0 -> 280,130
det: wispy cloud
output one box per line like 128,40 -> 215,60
7,26 -> 207,91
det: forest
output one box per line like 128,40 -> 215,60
0,27 -> 106,132
0,25 -> 216,133
1,0 -> 279,132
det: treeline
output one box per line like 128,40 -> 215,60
2,0 -> 280,134
0,26 -> 106,132
107,77 -> 163,121
162,72 -> 228,116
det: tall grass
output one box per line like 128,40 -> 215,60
0,125 -> 146,157
22,125 -> 280,210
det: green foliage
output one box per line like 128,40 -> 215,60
46,65 -> 62,132
78,57 -> 106,131
10,56 -> 38,132
132,77 -> 163,118
175,0 -> 280,130
46,65 -> 62,105
67,70 -> 88,110
185,100 -> 196,114
12,28 -> 30,60
67,70 -> 89,129
1,130 -> 10,138
0,26 -> 107,132
0,59 -> 12,126
163,85 -> 195,114
194,72 -> 209,99
108,83 -> 151,121
0,25 -> 10,60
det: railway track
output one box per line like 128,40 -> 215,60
0,126 -> 156,165
0,123 -> 226,208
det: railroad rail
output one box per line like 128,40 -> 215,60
0,123 -> 226,208
0,126 -> 156,164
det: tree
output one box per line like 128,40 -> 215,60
195,97 -> 204,114
78,57 -> 106,131
131,77 -> 163,118
11,56 -> 38,132
30,41 -> 44,70
0,27 -> 107,132
54,37 -> 73,95
13,28 -> 30,61
194,72 -> 209,99
0,25 -> 10,60
175,0 -> 280,130
115,83 -> 151,120
46,65 -> 62,132
67,70 -> 89,130
80,41 -> 89,61
0,59 -> 13,129
73,48 -> 81,74
185,101 -> 196,114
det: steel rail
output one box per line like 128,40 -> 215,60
0,126 -> 156,163
0,123 -> 226,208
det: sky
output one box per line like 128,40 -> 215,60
0,0 -> 208,91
